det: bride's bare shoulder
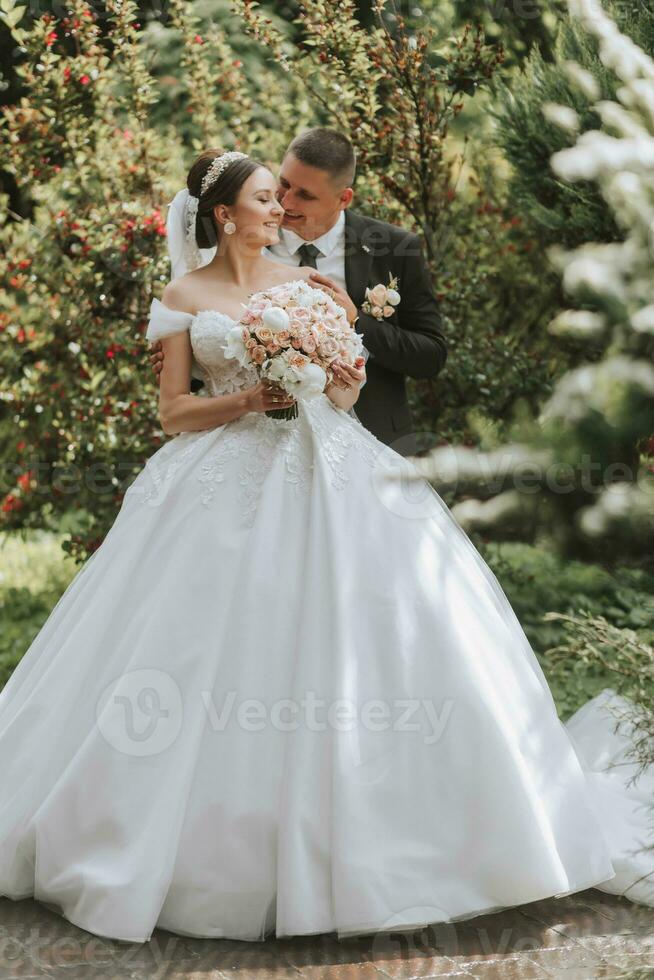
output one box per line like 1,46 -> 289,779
268,265 -> 314,286
161,274 -> 199,315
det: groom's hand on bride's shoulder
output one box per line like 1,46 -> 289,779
331,357 -> 366,390
309,272 -> 358,326
149,340 -> 164,384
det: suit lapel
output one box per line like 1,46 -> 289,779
344,209 -> 374,308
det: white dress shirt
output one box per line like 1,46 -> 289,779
264,210 -> 346,290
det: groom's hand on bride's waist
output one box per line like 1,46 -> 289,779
309,272 -> 358,326
149,340 -> 164,385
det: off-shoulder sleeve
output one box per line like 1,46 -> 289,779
145,297 -> 194,343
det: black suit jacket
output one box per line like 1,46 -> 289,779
341,209 -> 447,455
191,208 -> 447,456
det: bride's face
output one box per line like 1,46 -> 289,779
217,167 -> 284,251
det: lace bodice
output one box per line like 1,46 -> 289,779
146,298 -> 259,396
190,309 -> 260,396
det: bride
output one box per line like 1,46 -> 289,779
0,147 -> 651,945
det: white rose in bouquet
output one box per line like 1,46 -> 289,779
289,360 -> 327,399
262,307 -> 290,332
294,282 -> 317,308
224,326 -> 249,367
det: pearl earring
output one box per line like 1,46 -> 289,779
224,221 -> 236,235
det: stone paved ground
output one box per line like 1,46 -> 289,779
1,889 -> 652,979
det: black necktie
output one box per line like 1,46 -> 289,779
296,243 -> 322,269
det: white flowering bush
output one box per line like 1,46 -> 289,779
414,0 -> 654,560
491,2 -> 654,250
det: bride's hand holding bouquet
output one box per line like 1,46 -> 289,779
244,379 -> 298,415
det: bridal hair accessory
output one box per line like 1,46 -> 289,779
165,189 -> 202,281
200,150 -> 248,196
165,151 -> 248,280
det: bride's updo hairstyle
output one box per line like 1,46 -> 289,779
187,148 -> 265,248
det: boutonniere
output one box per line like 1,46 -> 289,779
361,273 -> 401,320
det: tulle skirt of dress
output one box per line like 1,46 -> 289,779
565,689 -> 654,909
0,394 -> 621,943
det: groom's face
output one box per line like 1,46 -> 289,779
276,152 -> 353,241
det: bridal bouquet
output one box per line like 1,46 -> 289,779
223,280 -> 366,420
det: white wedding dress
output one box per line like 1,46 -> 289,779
0,291 -> 651,944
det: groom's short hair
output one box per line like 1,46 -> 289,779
286,128 -> 356,187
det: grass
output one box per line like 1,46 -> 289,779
481,540 -> 654,719
0,530 -> 77,690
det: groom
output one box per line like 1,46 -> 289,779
149,128 -> 447,456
